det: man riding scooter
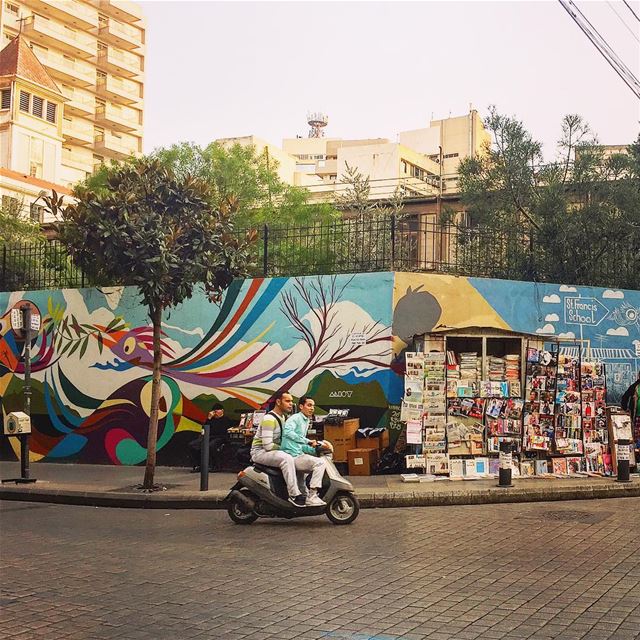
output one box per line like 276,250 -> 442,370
281,396 -> 327,507
249,391 -> 307,507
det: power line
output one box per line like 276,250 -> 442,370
557,0 -> 640,99
623,0 -> 640,23
607,0 -> 640,43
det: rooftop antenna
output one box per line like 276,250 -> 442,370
307,112 -> 328,138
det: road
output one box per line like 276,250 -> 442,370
1,498 -> 639,640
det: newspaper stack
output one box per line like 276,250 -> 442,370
488,356 -> 506,381
459,352 -> 480,382
505,354 -> 521,380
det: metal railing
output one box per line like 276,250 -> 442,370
0,217 -> 637,291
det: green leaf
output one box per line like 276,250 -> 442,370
79,336 -> 89,359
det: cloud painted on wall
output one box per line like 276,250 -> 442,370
606,327 -> 629,336
558,331 -> 576,338
559,285 -> 577,292
545,313 -> 560,322
603,290 -> 624,299
542,295 -> 561,304
536,324 -> 556,334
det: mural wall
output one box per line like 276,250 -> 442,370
392,273 -> 640,404
0,273 -> 395,465
2,271 -> 639,466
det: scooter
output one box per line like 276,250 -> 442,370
225,446 -> 360,525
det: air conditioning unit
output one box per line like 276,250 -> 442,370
4,412 -> 31,435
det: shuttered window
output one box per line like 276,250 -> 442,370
0,88 -> 10,110
19,90 -> 30,112
46,101 -> 57,123
32,95 -> 44,118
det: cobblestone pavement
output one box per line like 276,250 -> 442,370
1,498 -> 639,640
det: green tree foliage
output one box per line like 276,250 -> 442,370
0,197 -> 79,290
150,141 -> 338,227
46,157 -> 255,490
457,107 -> 640,288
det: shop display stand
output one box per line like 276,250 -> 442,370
523,340 -> 559,464
582,361 -> 610,475
553,348 -> 583,463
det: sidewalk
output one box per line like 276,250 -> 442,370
2,461 -> 640,509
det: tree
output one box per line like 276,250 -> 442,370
46,157 -> 255,490
334,163 -> 406,272
457,107 -> 640,288
150,141 -> 339,227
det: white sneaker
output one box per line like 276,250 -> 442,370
305,493 -> 326,507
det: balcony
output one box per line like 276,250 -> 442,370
22,15 -> 96,59
87,0 -> 144,23
93,132 -> 136,160
62,118 -> 93,146
94,18 -> 143,51
62,148 -> 90,172
95,74 -> 140,106
95,47 -> 141,78
20,0 -> 98,29
61,89 -> 94,118
94,103 -> 137,133
37,49 -> 95,88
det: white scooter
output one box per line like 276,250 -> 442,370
226,444 -> 360,525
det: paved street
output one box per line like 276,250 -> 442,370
1,499 -> 639,640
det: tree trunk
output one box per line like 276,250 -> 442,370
143,305 -> 163,490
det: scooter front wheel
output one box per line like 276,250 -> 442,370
227,491 -> 258,525
326,492 -> 360,525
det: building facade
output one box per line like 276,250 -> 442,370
0,0 -> 144,222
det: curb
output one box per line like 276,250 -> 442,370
2,481 -> 640,510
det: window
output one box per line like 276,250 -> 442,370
19,91 -> 30,112
1,88 -> 10,110
97,42 -> 107,54
46,101 -> 56,123
401,160 -> 408,174
30,202 -> 45,222
5,2 -> 19,16
98,14 -> 108,27
2,195 -> 19,212
63,54 -> 75,67
94,126 -> 104,142
32,95 -> 44,118
97,71 -> 107,85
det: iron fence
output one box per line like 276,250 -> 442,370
0,216 -> 637,291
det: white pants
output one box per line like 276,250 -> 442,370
294,454 -> 326,489
250,448 -> 300,497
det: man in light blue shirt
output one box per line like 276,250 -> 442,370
281,396 -> 326,506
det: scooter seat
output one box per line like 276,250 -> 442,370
253,463 -> 283,477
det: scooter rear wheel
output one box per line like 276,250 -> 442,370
227,491 -> 258,525
326,492 -> 360,525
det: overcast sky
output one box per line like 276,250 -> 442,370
140,0 -> 639,160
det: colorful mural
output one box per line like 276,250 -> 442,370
2,271 -> 639,466
392,273 -> 640,404
0,274 -> 395,465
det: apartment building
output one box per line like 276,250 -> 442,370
279,110 -> 491,201
0,0 -> 144,222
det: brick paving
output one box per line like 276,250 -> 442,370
1,498 -> 639,640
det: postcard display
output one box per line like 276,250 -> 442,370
403,343 -> 450,475
403,338 -> 614,478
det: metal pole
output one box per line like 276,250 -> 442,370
21,304 -> 31,480
200,422 -> 210,491
497,440 -> 513,487
616,439 -> 631,483
390,213 -> 396,270
263,224 -> 269,277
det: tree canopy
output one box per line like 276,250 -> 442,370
456,107 -> 640,289
46,157 -> 255,489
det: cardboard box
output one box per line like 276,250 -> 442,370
355,429 -> 390,452
347,448 -> 379,476
324,418 -> 360,462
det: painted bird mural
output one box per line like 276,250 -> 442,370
91,278 -> 292,409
